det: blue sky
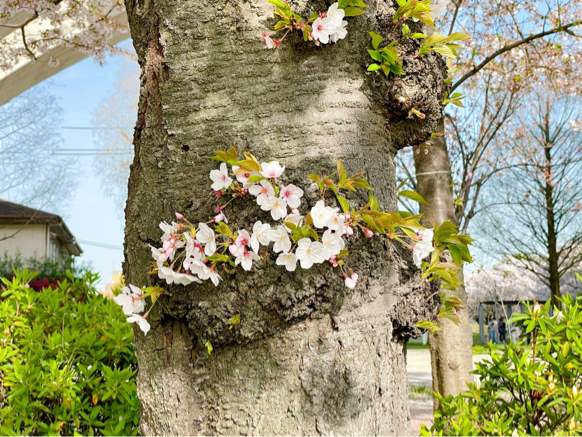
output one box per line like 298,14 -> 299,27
27,40 -> 134,287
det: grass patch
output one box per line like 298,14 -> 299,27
409,385 -> 433,401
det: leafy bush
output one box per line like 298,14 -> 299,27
0,253 -> 90,290
0,269 -> 139,436
422,289 -> 582,436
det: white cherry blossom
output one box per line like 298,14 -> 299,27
158,267 -> 201,285
184,233 -> 198,259
232,165 -> 259,187
261,196 -> 288,220
268,225 -> 292,253
127,314 -> 151,335
208,270 -> 222,286
260,161 -> 285,179
150,245 -> 166,267
326,2 -> 345,27
159,221 -> 177,242
311,200 -> 338,229
197,223 -> 217,256
276,252 -> 297,272
284,212 -> 303,226
235,249 -> 260,271
330,20 -> 348,43
114,284 -> 145,316
322,230 -> 345,259
251,221 -> 272,253
161,237 -> 185,262
280,184 -> 304,209
210,163 -> 233,191
326,213 -> 345,232
235,229 -> 251,248
249,180 -> 275,206
411,228 -> 434,267
311,17 -> 336,44
190,260 -> 222,286
296,238 -> 326,269
229,243 -> 245,258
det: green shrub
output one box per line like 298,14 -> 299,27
0,269 -> 139,436
0,253 -> 90,291
422,290 -> 582,436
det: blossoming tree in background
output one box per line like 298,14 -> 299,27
399,0 -> 582,400
0,0 -> 126,70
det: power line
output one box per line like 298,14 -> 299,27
61,126 -> 134,130
77,239 -> 123,250
53,148 -> 132,156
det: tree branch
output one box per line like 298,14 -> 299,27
451,21 -> 582,92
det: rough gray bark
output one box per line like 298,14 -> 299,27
413,121 -> 473,400
123,0 -> 447,434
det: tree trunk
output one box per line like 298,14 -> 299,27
413,121 -> 473,399
123,0 -> 447,434
543,141 -> 561,309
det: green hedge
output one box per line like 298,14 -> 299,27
0,270 -> 140,436
423,290 -> 582,436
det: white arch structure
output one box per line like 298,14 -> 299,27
0,9 -> 129,107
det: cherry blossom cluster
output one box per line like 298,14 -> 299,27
262,1 -> 359,49
150,159 -> 370,290
0,0 -> 127,72
113,284 -> 150,335
115,151 -> 447,335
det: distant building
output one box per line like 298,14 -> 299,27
0,200 -> 82,263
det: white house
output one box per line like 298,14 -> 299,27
0,200 -> 82,263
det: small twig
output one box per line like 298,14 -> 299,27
21,26 -> 37,60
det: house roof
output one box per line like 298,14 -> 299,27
0,200 -> 82,256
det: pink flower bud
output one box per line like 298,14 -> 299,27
363,227 -> 374,238
215,190 -> 223,197
467,172 -> 473,180
345,226 -> 354,236
241,187 -> 248,195
175,212 -> 185,220
398,96 -> 406,103
214,212 -> 227,223
344,271 -> 357,289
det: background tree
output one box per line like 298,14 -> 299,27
0,84 -> 77,211
479,90 -> 582,308
122,0 -> 451,433
465,260 -> 582,322
404,0 -> 582,399
92,54 -> 139,213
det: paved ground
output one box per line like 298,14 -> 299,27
406,349 -> 489,436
